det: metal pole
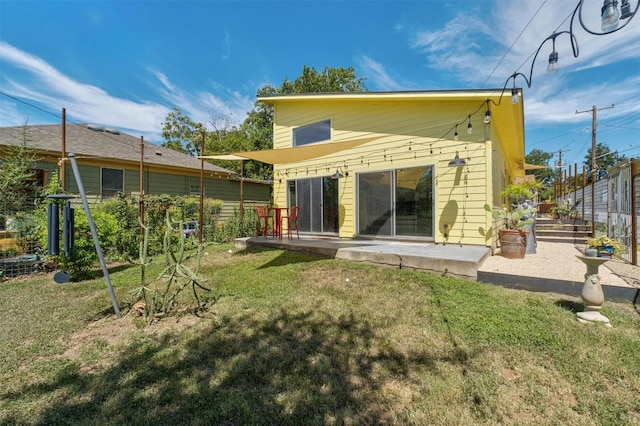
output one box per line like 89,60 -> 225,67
67,153 -> 121,318
582,165 -> 586,220
61,108 -> 66,193
631,158 -> 637,266
139,136 -> 145,237
239,160 -> 245,225
199,131 -> 204,244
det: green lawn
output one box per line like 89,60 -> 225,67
1,244 -> 639,425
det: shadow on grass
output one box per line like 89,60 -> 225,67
0,306 -> 472,424
235,246 -> 326,269
554,299 -> 584,314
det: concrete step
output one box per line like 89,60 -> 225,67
536,221 -> 590,232
536,235 -> 588,244
536,229 -> 590,238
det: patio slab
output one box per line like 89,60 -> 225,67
235,236 -> 639,302
236,237 -> 490,280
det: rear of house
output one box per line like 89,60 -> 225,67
258,90 -> 526,248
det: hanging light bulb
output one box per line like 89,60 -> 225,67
467,115 -> 473,134
601,0 -> 621,31
547,50 -> 559,74
483,102 -> 491,124
454,125 -> 459,141
511,88 -> 519,104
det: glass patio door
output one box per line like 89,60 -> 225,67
357,166 -> 433,238
288,177 -> 339,234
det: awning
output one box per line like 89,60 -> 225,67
524,163 -> 551,170
517,160 -> 551,170
200,136 -> 379,165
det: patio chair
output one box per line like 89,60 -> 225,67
282,206 -> 300,240
256,206 -> 271,239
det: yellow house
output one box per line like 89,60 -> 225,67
246,89 -> 526,248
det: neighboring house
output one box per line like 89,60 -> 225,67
0,123 -> 270,205
238,89 -> 526,248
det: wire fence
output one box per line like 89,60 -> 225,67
557,158 -> 638,265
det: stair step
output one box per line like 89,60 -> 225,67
536,230 -> 590,238
536,235 -> 588,244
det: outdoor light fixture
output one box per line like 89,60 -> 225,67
511,88 -> 519,104
448,152 -> 466,167
454,125 -> 459,141
547,50 -> 559,73
466,115 -> 473,134
601,0 -> 621,31
483,102 -> 492,124
331,167 -> 348,179
499,0 -> 636,99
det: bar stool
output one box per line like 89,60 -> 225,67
256,206 -> 270,238
282,206 -> 300,240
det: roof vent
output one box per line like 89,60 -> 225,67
155,151 -> 162,156
104,127 -> 120,135
87,124 -> 104,132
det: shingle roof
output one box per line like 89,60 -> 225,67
0,124 -> 234,176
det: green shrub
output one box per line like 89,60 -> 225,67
96,194 -> 140,260
53,208 -> 121,281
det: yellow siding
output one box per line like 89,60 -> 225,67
269,94 -> 523,247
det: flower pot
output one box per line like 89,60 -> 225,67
597,245 -> 613,259
584,248 -> 598,257
498,228 -> 528,259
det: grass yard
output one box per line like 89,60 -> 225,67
1,244 -> 639,425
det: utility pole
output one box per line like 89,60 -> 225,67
554,149 -> 569,200
576,104 -> 614,237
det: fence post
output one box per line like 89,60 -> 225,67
582,166 -> 586,220
631,158 -> 637,266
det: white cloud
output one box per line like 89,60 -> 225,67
406,0 -> 640,138
223,31 -> 232,60
0,42 -> 253,141
356,55 -> 410,91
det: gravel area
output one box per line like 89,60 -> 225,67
479,241 -> 634,288
604,260 -> 640,288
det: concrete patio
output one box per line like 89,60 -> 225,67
235,236 -> 639,302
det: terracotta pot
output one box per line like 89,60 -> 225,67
498,228 -> 528,259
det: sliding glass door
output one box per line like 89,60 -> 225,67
288,177 -> 339,234
357,166 -> 433,238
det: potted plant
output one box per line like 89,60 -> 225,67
484,203 -> 537,259
585,235 -> 626,259
500,181 -> 541,207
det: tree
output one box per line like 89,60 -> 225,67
583,142 -> 626,182
161,107 -> 205,156
525,149 -> 555,201
0,124 -> 39,215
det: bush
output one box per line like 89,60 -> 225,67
50,208 -> 122,281
96,194 -> 140,260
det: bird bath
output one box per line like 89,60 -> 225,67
575,255 -> 612,328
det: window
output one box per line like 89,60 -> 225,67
101,168 -> 124,197
292,119 -> 331,146
190,184 -> 201,195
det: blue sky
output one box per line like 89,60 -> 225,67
1,0 -> 639,168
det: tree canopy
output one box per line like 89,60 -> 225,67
583,142 -> 626,182
525,149 -> 555,200
161,107 -> 205,156
0,125 -> 39,214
